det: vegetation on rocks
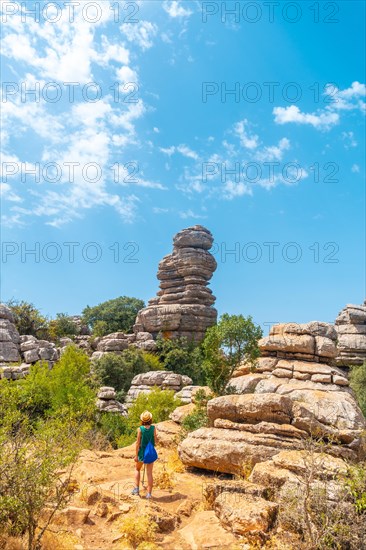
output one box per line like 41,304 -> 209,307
350,360 -> 366,417
6,299 -> 49,339
93,349 -> 161,402
155,335 -> 206,384
82,296 -> 145,336
202,313 -> 263,394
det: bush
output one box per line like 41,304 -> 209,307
96,412 -> 128,449
48,313 -> 78,341
155,336 -> 206,384
16,346 -> 95,423
181,389 -> 209,433
6,299 -> 49,338
119,511 -> 158,547
202,313 -> 262,395
350,361 -> 366,417
0,380 -> 91,550
82,296 -> 145,336
93,349 -> 157,402
117,388 -> 180,448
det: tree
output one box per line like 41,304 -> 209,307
6,299 -> 49,338
93,348 -> 156,402
48,313 -> 78,341
82,296 -> 145,336
155,336 -> 206,384
202,313 -> 263,395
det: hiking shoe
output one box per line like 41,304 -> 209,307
146,492 -> 152,499
131,487 -> 139,496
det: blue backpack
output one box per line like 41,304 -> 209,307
143,440 -> 158,464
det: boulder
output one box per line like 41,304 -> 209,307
214,492 -> 278,535
0,305 -> 20,362
335,301 -> 366,366
125,371 -> 192,406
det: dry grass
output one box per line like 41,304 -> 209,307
165,449 -> 185,474
153,464 -> 175,491
37,530 -> 79,550
0,536 -> 24,550
234,458 -> 255,481
119,512 -> 158,548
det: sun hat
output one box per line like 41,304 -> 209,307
140,410 -> 153,423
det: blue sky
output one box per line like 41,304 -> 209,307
1,0 -> 365,332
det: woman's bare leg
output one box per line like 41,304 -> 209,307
146,463 -> 154,494
134,462 -> 143,488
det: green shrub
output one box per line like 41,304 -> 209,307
350,361 -> 366,417
0,378 -> 91,549
96,412 -> 128,449
93,349 -> 154,402
155,336 -> 206,384
141,351 -> 162,371
181,389 -> 209,433
202,313 -> 262,395
48,313 -> 78,341
82,296 -> 145,336
117,388 -> 181,448
20,346 -> 95,422
6,299 -> 49,338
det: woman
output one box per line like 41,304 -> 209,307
131,410 -> 158,499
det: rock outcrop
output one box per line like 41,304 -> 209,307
20,335 -> 59,365
0,304 -> 20,362
125,370 -> 192,406
96,386 -> 127,415
179,321 -> 366,474
335,301 -> 366,366
134,226 -> 217,343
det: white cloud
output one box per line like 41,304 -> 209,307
153,127 -> 160,133
273,82 -> 365,131
351,164 -> 360,173
255,137 -> 290,162
234,119 -> 259,149
223,181 -> 252,199
121,21 -> 158,51
273,105 -> 339,130
163,1 -> 193,18
342,131 -> 357,148
160,144 -> 199,160
0,183 -> 22,202
179,209 -> 207,219
176,144 -> 199,160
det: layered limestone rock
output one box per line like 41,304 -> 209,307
91,331 -> 156,362
335,301 -> 366,366
20,335 -> 59,365
0,304 -> 20,362
175,385 -> 212,404
179,321 -> 366,474
134,226 -> 217,343
96,386 -> 127,415
125,370 -> 192,406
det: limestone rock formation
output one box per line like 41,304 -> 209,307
178,321 -> 366,474
96,386 -> 127,415
125,370 -> 192,406
20,335 -> 59,365
134,226 -> 217,343
175,385 -> 212,404
0,304 -> 20,362
335,301 -> 366,366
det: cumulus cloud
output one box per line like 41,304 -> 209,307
163,1 -> 193,18
234,119 -> 259,149
273,105 -> 339,130
273,82 -> 365,131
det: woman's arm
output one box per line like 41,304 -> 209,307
135,428 -> 141,461
154,426 -> 158,446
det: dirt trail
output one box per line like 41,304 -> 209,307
58,422 -> 238,550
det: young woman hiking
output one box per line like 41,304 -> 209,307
131,410 -> 158,499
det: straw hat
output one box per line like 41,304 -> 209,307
140,410 -> 153,423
